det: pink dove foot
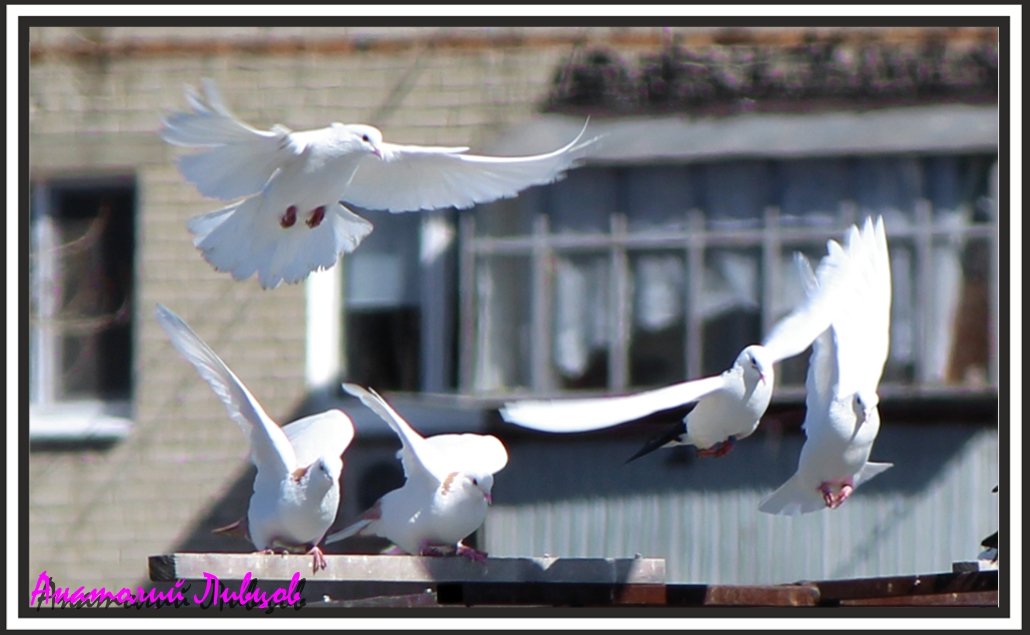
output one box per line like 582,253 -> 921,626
280,205 -> 298,228
306,206 -> 326,228
307,545 -> 328,573
697,437 -> 735,458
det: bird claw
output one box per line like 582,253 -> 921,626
280,205 -> 298,228
836,483 -> 854,507
306,206 -> 327,228
819,481 -> 854,509
697,438 -> 735,458
307,545 -> 328,573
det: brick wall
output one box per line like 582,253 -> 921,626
26,25 -> 579,593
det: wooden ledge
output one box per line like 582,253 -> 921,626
149,553 -> 665,585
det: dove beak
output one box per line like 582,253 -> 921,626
484,492 -> 493,505
372,145 -> 384,160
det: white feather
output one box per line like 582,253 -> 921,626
155,304 -> 355,556
326,383 -> 507,557
343,122 -> 596,213
500,220 -> 865,456
499,375 -> 730,434
760,216 -> 894,515
163,80 -> 600,289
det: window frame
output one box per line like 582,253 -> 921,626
28,175 -> 137,442
458,182 -> 999,402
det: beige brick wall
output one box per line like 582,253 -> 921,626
26,26 -> 582,593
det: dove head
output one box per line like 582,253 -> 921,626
737,345 -> 773,387
295,456 -> 341,497
331,123 -> 384,159
852,390 -> 880,427
460,472 -> 496,505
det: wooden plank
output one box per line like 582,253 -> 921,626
149,555 -> 997,608
809,570 -> 998,603
149,554 -> 665,586
666,584 -> 820,607
704,584 -> 820,607
311,591 -> 443,609
438,582 -> 666,607
840,591 -> 998,607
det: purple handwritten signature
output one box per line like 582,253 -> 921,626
30,570 -> 306,613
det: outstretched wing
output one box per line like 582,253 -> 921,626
761,232 -> 855,364
155,304 -> 296,478
340,383 -> 448,484
423,433 -> 508,476
830,216 -> 892,398
500,374 -> 730,433
283,410 -> 356,468
341,122 -> 600,212
161,78 -> 303,200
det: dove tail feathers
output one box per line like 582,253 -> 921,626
187,200 -> 373,289
758,474 -> 826,516
854,461 -> 893,488
323,519 -> 372,546
212,516 -> 250,541
324,501 -> 381,545
759,462 -> 893,516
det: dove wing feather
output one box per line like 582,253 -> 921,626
161,79 -> 302,200
282,411 -> 356,468
761,236 -> 853,364
824,217 -> 892,399
155,304 -> 296,477
500,374 -> 730,433
340,383 -> 447,483
423,434 -> 508,476
342,123 -> 597,213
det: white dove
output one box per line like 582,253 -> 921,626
161,79 -> 598,289
759,216 -> 893,515
325,383 -> 508,562
500,221 -> 864,462
155,304 -> 355,572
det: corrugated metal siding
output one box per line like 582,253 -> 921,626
483,425 -> 997,584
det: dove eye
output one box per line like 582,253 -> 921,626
361,134 -> 370,142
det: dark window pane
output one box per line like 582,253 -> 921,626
30,179 -> 135,403
701,248 -> 761,376
345,307 -> 421,392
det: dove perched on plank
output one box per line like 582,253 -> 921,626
161,79 -> 598,289
325,383 -> 508,561
155,304 -> 355,572
759,216 -> 893,515
500,221 -> 861,462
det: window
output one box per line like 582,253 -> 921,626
29,176 -> 136,441
459,155 -> 998,399
341,208 -> 458,393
